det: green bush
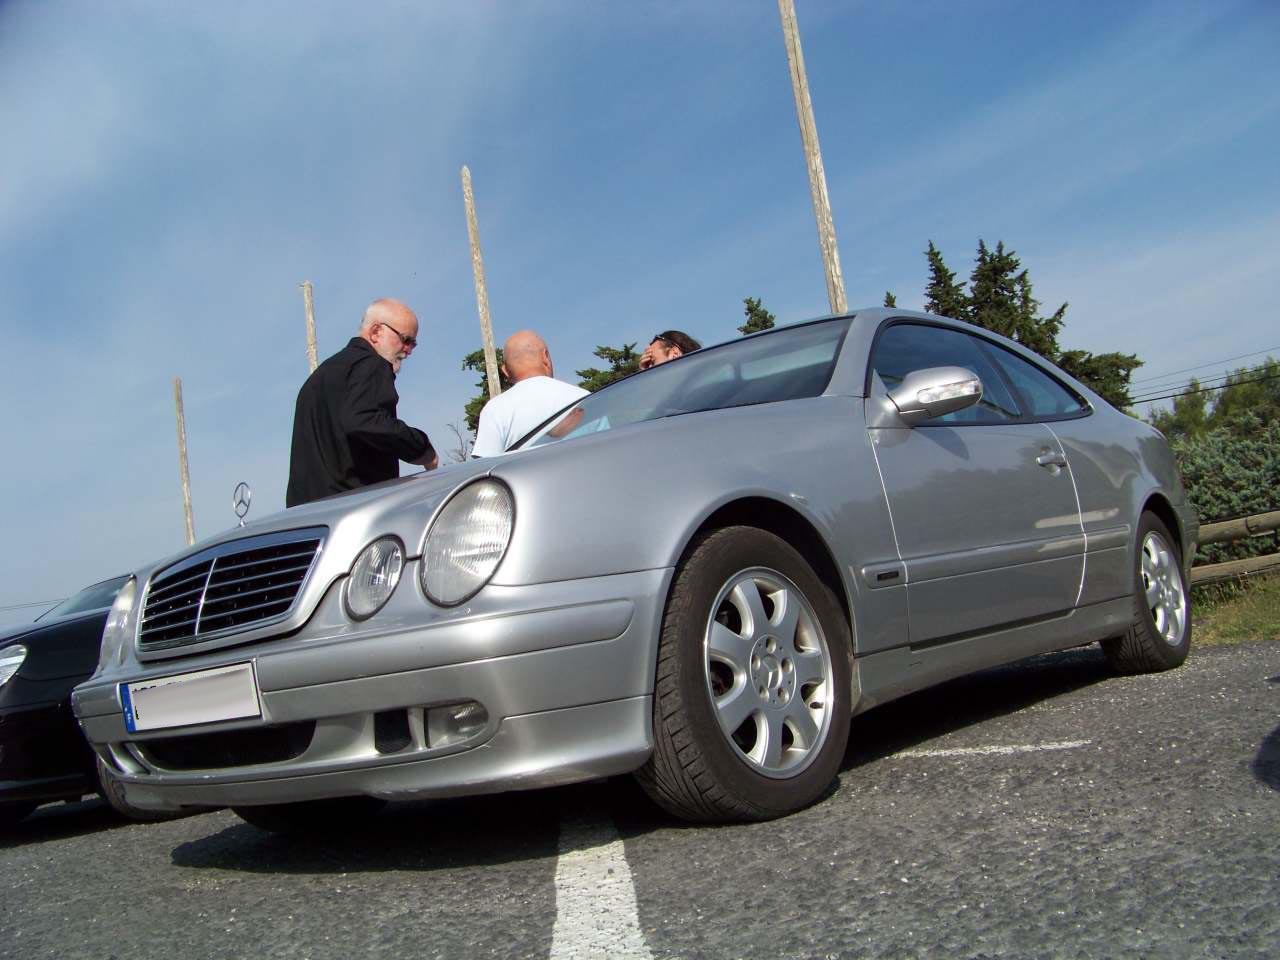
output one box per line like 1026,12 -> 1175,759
1170,414 -> 1280,566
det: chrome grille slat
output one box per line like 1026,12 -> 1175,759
146,565 -> 214,603
211,548 -> 320,577
141,597 -> 202,625
144,585 -> 205,610
138,529 -> 324,652
204,561 -> 314,590
200,579 -> 305,609
197,597 -> 295,626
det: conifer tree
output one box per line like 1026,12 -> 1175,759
918,240 -> 1142,409
923,241 -> 969,320
883,291 -> 897,308
739,297 -> 776,335
576,343 -> 640,392
968,240 -> 1022,339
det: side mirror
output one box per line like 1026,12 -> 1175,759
888,366 -> 983,423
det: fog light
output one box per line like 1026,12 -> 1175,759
426,701 -> 488,748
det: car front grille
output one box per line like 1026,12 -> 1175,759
139,528 -> 325,651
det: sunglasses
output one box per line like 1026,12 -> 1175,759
651,333 -> 675,347
379,321 -> 418,349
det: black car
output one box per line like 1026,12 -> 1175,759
0,576 -> 161,827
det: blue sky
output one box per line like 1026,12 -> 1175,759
1,0 -> 1277,624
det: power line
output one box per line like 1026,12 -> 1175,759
1132,370 -> 1280,405
1133,367 -> 1255,400
1131,347 -> 1279,385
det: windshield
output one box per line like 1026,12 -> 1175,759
517,317 -> 851,450
36,575 -> 129,621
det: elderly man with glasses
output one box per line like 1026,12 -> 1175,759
286,298 -> 438,508
639,329 -> 701,370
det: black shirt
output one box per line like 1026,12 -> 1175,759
286,338 -> 435,507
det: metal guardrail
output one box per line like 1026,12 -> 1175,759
1190,510 -> 1280,585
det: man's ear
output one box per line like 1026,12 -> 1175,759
499,362 -> 511,382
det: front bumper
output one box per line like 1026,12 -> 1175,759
73,567 -> 666,812
1,700 -> 96,804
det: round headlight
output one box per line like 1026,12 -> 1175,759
421,480 -> 514,606
97,577 -> 137,673
345,537 -> 405,621
0,643 -> 28,688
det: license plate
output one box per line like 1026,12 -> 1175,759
120,662 -> 261,734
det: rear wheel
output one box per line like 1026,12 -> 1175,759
233,796 -> 388,834
636,526 -> 852,822
1102,511 -> 1191,674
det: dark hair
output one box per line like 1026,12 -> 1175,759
656,330 -> 701,354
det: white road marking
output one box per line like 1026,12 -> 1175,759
550,812 -> 653,960
898,739 -> 1092,758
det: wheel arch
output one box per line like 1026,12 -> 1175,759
678,497 -> 854,635
1140,492 -> 1185,560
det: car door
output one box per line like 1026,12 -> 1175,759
866,321 -> 1085,646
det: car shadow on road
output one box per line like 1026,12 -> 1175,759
1254,674 -> 1280,791
841,645 -> 1117,770
0,797 -> 128,849
169,786 -> 575,875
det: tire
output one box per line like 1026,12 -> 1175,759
232,796 -> 387,835
0,800 -> 37,829
1102,511 -> 1191,674
635,526 -> 852,822
95,757 -> 184,822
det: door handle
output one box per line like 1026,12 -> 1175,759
1036,450 -> 1068,468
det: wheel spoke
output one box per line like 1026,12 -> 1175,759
761,712 -> 785,769
771,588 -> 801,651
784,699 -> 820,751
707,621 -> 753,670
792,649 -> 826,686
1141,549 -> 1158,584
714,682 -> 759,737
1145,576 -> 1162,606
730,580 -> 770,642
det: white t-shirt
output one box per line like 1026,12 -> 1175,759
472,376 -> 590,457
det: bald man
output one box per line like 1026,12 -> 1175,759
472,331 -> 589,456
287,298 -> 438,507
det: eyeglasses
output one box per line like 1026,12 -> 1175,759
379,321 -> 418,349
651,333 -> 675,347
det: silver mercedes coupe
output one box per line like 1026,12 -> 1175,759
72,309 -> 1197,830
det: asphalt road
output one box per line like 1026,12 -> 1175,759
3,641 -> 1276,960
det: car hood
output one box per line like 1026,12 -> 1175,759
148,458 -> 495,576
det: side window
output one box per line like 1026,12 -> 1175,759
984,345 -> 1088,419
871,323 -> 1021,424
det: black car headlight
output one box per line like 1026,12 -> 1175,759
96,576 -> 137,673
345,537 -> 405,621
420,480 -> 514,606
0,643 -> 27,688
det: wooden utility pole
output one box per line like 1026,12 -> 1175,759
778,0 -> 848,314
300,280 -> 318,373
173,377 -> 195,546
461,165 -> 502,398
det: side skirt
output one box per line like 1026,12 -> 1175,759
851,595 -> 1133,715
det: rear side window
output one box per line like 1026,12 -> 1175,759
984,345 -> 1088,418
871,323 -> 1021,424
